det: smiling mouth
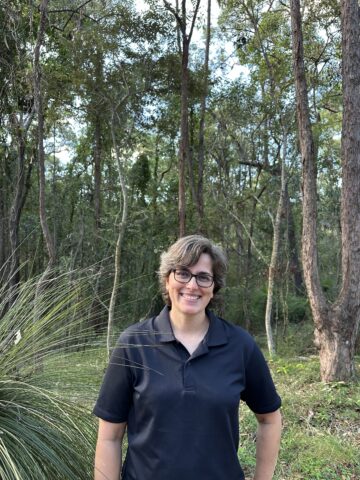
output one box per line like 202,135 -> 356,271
180,293 -> 201,300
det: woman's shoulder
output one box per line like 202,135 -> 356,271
210,311 -> 257,348
116,315 -> 156,344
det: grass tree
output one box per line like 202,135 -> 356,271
0,271 -> 100,479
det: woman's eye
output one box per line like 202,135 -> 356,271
177,270 -> 190,279
198,274 -> 211,282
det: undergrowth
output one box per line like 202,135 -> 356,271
239,354 -> 360,480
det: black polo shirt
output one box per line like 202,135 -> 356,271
94,306 -> 281,480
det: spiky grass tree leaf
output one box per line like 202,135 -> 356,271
0,271 -> 101,479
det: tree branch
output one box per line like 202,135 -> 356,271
163,0 -> 184,32
188,0 -> 201,42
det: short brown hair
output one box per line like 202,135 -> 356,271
158,235 -> 227,306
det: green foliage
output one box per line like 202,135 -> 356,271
129,153 -> 151,204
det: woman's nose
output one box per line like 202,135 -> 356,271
187,276 -> 198,288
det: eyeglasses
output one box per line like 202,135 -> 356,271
172,269 -> 214,288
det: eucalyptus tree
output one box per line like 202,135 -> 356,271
163,0 -> 201,236
290,0 -> 359,381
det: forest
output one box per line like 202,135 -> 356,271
0,0 -> 359,479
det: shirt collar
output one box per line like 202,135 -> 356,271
153,306 -> 176,343
153,306 -> 228,347
205,309 -> 228,347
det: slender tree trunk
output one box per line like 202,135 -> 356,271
290,0 -> 360,380
290,0 -> 326,312
178,35 -> 189,237
8,115 -> 34,288
34,0 -> 55,269
187,106 -> 197,206
196,0 -> 211,232
107,113 -> 128,359
164,0 -> 201,237
264,130 -> 287,357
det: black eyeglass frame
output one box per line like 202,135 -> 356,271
171,269 -> 214,288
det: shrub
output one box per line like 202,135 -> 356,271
0,271 -> 99,479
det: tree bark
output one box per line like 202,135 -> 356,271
335,0 -> 360,378
290,0 -> 360,381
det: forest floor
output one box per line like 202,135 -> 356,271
240,353 -> 360,480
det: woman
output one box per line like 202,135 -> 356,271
94,235 -> 282,480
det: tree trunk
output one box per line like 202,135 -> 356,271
264,130 -> 287,357
34,0 -> 55,269
164,0 -> 201,237
178,35 -> 189,237
335,0 -> 360,378
8,115 -> 34,289
107,112 -> 128,359
196,0 -> 211,232
187,106 -> 197,206
290,0 -> 360,381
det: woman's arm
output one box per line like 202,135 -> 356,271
253,409 -> 282,480
94,419 -> 127,480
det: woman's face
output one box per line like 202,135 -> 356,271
165,253 -> 214,318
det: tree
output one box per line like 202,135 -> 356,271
196,0 -> 212,232
34,0 -> 56,271
290,0 -> 360,381
164,0 -> 201,236
107,104 -> 129,359
264,128 -> 287,356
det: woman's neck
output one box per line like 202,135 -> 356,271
169,309 -> 209,335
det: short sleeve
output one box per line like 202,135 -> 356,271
240,342 -> 281,414
93,335 -> 134,423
